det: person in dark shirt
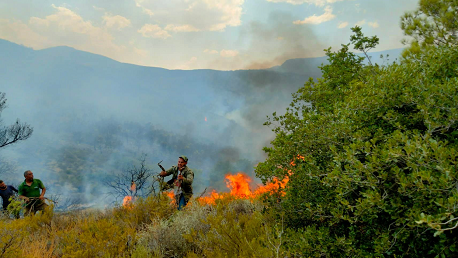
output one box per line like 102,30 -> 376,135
0,180 -> 18,211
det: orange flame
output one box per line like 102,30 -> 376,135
122,181 -> 138,209
166,191 -> 175,204
290,154 -> 305,166
197,173 -> 289,205
122,196 -> 133,208
197,154 -> 303,206
205,117 -> 207,122
254,176 -> 289,195
225,173 -> 252,198
198,190 -> 224,205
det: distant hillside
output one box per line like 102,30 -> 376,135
0,38 -> 321,152
0,39 -> 404,205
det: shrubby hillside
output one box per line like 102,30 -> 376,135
1,0 -> 457,257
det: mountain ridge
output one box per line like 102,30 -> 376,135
0,38 -> 404,75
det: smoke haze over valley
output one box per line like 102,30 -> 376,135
0,39 -> 402,207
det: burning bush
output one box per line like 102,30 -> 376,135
197,172 -> 289,206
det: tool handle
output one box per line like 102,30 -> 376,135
158,160 -> 166,172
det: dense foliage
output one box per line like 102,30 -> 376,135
401,0 -> 458,49
256,23 -> 458,258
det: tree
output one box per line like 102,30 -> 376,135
0,92 -> 33,149
107,154 -> 157,203
401,0 -> 458,52
256,24 -> 458,257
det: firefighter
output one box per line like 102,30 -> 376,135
160,156 -> 194,210
18,170 -> 48,215
0,180 -> 18,213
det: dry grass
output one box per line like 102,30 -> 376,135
0,194 -> 285,258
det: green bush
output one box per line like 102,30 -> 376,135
184,198 -> 283,258
0,222 -> 26,258
136,199 -> 211,257
256,27 -> 458,256
112,193 -> 176,230
6,196 -> 22,219
57,217 -> 135,257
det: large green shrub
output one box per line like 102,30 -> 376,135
401,0 -> 458,49
184,198 -> 283,258
256,26 -> 458,256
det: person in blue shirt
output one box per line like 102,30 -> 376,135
0,180 -> 18,211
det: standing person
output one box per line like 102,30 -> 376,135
0,180 -> 18,212
160,156 -> 194,210
18,170 -> 48,215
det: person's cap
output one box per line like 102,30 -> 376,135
179,155 -> 188,162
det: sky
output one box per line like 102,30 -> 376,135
0,0 -> 418,70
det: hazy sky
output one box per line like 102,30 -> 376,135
0,0 -> 418,70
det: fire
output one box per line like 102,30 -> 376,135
197,190 -> 224,205
166,191 -> 175,204
226,173 -> 252,198
122,181 -> 137,209
197,172 -> 289,205
290,154 -> 305,166
205,117 -> 207,122
122,196 -> 133,208
197,154 -> 303,205
254,177 -> 289,195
